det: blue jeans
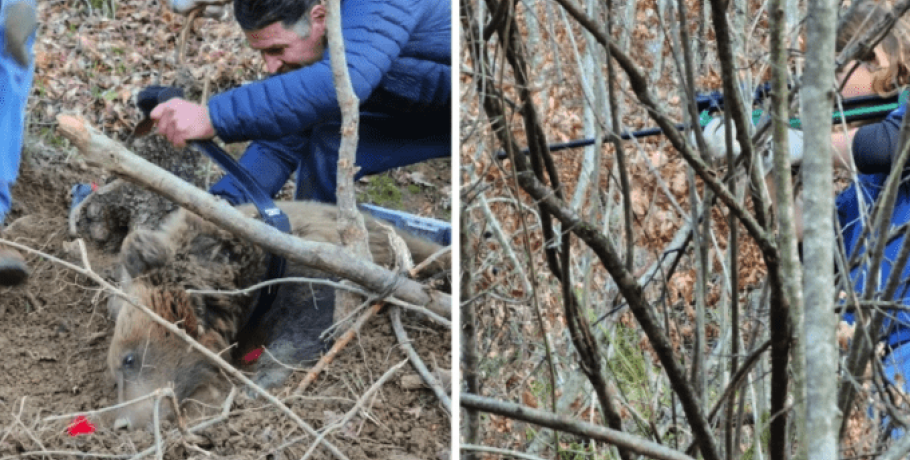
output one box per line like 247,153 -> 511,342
210,110 -> 450,205
0,0 -> 35,222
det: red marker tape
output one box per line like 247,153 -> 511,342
68,415 -> 95,436
242,347 -> 263,364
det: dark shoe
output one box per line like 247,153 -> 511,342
0,248 -> 29,286
3,1 -> 37,67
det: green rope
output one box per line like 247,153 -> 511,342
699,90 -> 909,129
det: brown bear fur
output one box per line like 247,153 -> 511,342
107,201 -> 448,430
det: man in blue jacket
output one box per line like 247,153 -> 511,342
0,0 -> 37,285
150,0 -> 451,204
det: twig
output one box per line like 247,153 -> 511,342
461,393 -> 697,460
187,277 -> 449,328
76,238 -> 91,273
45,389 -> 173,422
409,246 -> 450,278
151,394 -> 163,460
176,7 -> 201,65
298,359 -> 409,460
1,453 -> 132,459
12,398 -> 45,453
389,306 -> 451,413
293,302 -> 384,395
461,443 -> 550,460
0,237 -> 349,460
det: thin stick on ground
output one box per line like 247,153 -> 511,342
152,393 -> 163,460
188,277 -> 449,328
390,306 -> 452,414
0,237 -> 350,460
176,7 -> 200,64
13,399 -> 45,454
298,358 -> 409,460
0,452 -> 133,459
128,387 -> 239,460
410,246 -> 451,278
293,302 -> 384,395
114,388 -> 238,460
45,388 -> 175,423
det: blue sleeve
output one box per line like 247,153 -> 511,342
208,0 -> 443,143
366,58 -> 451,113
852,103 -> 906,174
208,136 -> 303,205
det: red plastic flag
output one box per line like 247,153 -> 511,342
242,347 -> 263,364
68,415 -> 95,436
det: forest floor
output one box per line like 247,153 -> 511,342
0,0 -> 452,458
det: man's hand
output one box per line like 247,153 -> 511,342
150,99 -> 216,149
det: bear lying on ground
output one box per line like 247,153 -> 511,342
106,200 -> 448,430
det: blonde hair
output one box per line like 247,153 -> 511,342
837,2 -> 910,96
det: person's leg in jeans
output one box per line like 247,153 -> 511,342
0,0 -> 36,285
294,111 -> 450,203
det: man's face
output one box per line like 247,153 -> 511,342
246,6 -> 326,75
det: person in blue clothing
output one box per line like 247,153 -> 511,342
0,0 -> 36,286
701,1 -> 910,436
832,6 -> 910,434
149,0 -> 451,204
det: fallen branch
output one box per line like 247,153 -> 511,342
390,306 -> 451,414
400,369 -> 451,391
55,115 -> 450,320
461,393 -> 696,460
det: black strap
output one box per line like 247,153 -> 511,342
189,141 -> 291,233
189,141 -> 290,347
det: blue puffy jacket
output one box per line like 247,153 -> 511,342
207,0 -> 451,143
839,101 -> 910,347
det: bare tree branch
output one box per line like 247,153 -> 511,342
461,393 -> 698,460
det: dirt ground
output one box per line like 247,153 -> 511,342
0,146 -> 452,459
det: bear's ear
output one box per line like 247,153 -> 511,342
120,230 -> 174,277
